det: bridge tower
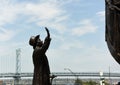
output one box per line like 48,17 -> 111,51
16,48 -> 21,74
14,48 -> 21,85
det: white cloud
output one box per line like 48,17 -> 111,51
97,11 -> 105,17
59,40 -> 83,50
97,11 -> 105,21
0,28 -> 16,41
48,44 -> 114,72
0,0 -> 68,33
72,19 -> 98,36
25,3 -> 62,20
0,1 -> 22,41
37,0 -> 80,5
0,0 -> 69,42
0,1 -> 22,26
24,2 -> 68,33
37,20 -> 67,33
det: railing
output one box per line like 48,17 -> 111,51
0,72 -> 120,78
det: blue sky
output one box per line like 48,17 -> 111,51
0,0 -> 120,73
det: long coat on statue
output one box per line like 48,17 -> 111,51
32,36 -> 51,85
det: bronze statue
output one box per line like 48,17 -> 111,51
29,27 -> 51,85
105,0 -> 120,64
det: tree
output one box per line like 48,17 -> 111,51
74,78 -> 83,85
83,80 -> 97,85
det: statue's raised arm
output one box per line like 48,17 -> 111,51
45,27 -> 50,38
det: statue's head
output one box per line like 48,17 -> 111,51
29,35 -> 43,49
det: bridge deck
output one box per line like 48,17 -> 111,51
0,72 -> 120,78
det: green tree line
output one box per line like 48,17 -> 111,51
74,79 -> 110,85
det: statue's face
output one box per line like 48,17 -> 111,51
37,39 -> 43,47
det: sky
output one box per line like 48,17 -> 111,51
0,0 -> 120,73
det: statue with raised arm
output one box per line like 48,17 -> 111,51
29,27 -> 51,85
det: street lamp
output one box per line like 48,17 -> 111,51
64,68 -> 78,78
64,68 -> 80,85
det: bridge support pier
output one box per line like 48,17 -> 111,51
14,73 -> 21,85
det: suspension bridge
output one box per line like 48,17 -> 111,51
0,48 -> 120,78
0,49 -> 120,85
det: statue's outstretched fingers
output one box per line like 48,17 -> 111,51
45,27 -> 50,37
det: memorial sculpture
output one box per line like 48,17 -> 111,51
105,0 -> 120,64
29,27 -> 51,85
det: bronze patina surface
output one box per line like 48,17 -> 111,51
105,0 -> 120,64
29,27 -> 51,85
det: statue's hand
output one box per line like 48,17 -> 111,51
45,27 -> 50,37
